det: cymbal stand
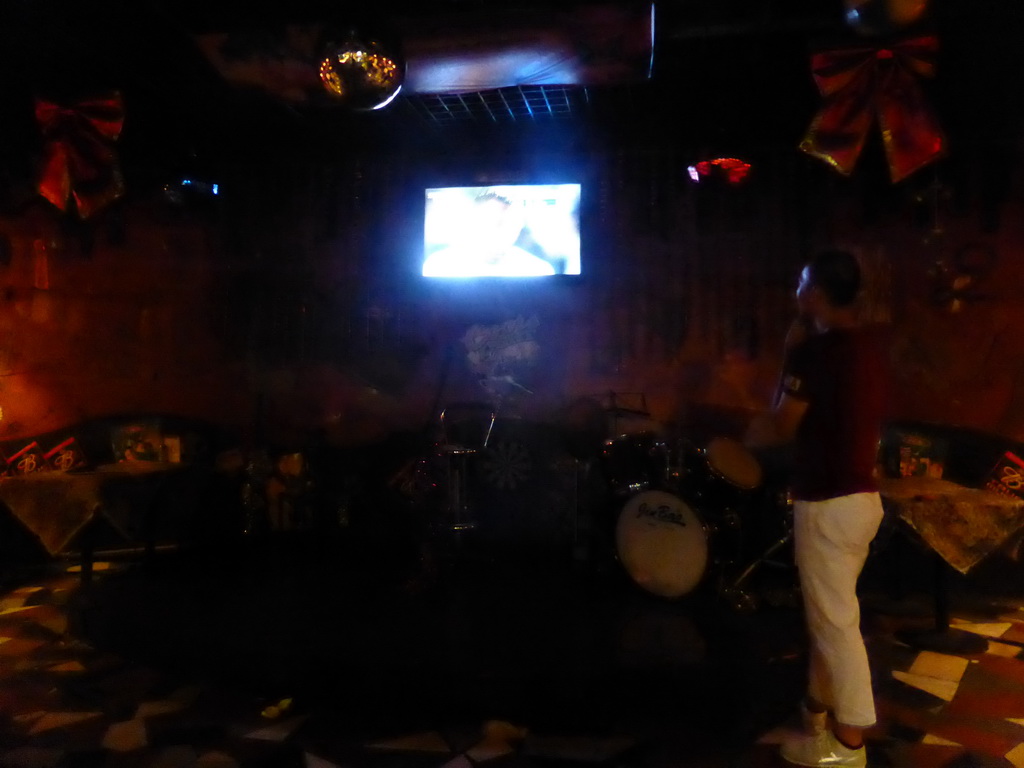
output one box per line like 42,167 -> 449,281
719,527 -> 793,612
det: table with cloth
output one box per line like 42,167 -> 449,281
0,462 -> 189,581
878,476 -> 1024,651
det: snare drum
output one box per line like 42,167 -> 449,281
684,437 -> 763,509
615,490 -> 712,599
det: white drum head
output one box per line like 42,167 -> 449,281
706,437 -> 763,489
615,490 -> 709,599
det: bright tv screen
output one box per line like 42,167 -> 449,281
423,183 -> 581,277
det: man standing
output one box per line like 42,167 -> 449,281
746,249 -> 890,767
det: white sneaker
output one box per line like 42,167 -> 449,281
780,730 -> 867,767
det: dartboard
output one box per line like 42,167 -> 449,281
479,440 -> 533,490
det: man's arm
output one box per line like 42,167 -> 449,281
744,392 -> 809,449
746,316 -> 814,449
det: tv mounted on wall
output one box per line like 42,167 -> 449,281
422,183 -> 581,278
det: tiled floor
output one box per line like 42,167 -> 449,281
4,532 -> 1024,768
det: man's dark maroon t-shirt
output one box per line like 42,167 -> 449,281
780,325 -> 890,501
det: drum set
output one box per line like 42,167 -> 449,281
408,381 -> 794,609
597,427 -> 793,608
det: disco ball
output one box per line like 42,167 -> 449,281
319,33 -> 405,110
844,0 -> 931,35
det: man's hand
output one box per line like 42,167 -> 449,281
744,394 -> 809,449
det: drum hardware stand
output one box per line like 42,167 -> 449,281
602,390 -> 653,438
719,527 -> 793,612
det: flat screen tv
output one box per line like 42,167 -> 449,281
423,183 -> 581,278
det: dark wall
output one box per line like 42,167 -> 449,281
1,85 -> 1024,457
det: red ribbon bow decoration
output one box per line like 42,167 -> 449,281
34,93 -> 126,218
800,35 -> 945,183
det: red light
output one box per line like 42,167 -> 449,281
691,157 -> 752,185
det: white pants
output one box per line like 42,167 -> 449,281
793,492 -> 884,728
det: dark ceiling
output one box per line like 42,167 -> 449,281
0,0 -> 1023,194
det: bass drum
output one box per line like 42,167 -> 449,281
615,489 -> 712,599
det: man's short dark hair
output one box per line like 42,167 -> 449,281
807,249 -> 861,307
